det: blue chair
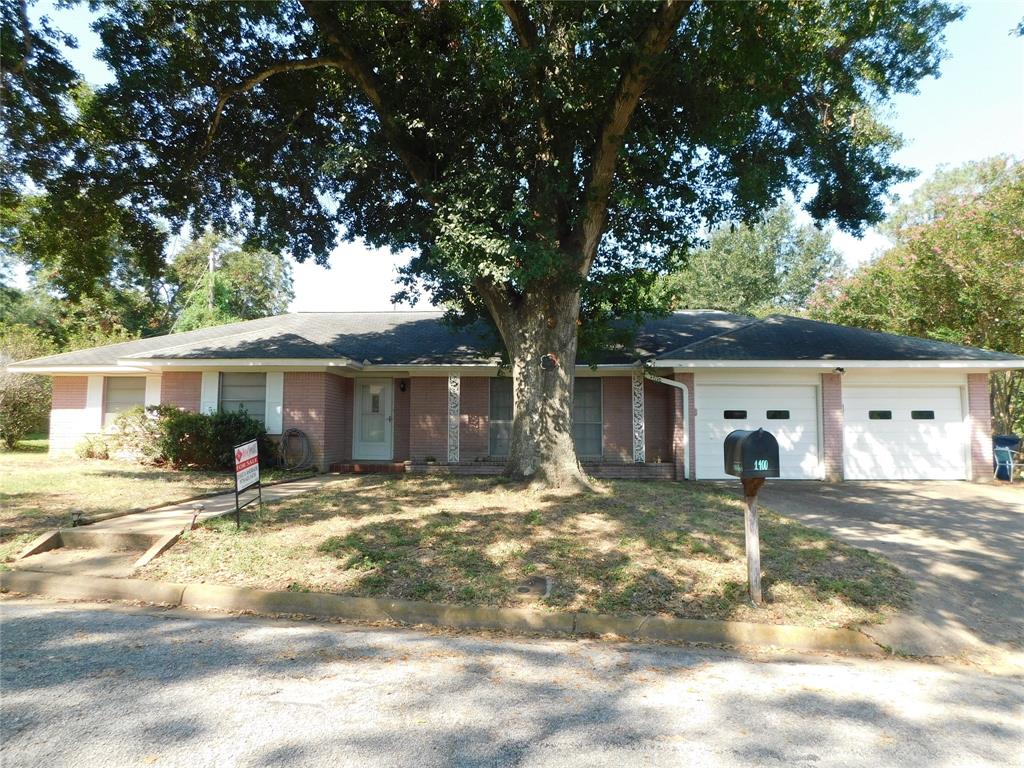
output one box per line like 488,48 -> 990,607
993,446 -> 1018,483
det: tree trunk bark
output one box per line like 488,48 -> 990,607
492,287 -> 589,489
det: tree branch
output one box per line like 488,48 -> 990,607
300,0 -> 439,205
198,57 -> 342,159
574,0 -> 691,275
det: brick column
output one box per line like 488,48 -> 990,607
670,372 -> 695,481
967,373 -> 993,482
820,372 -> 844,482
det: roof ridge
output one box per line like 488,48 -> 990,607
656,314 -> 761,359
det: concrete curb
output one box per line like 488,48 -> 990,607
0,571 -> 882,657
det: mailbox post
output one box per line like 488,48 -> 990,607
724,429 -> 780,605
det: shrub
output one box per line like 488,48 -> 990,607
111,405 -> 179,464
75,434 -> 111,460
0,324 -> 55,449
105,406 -> 274,470
159,409 -> 271,469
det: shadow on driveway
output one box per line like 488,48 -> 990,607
757,481 -> 1024,662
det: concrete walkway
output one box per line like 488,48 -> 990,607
13,475 -> 344,577
759,481 -> 1024,667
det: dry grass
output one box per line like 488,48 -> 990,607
0,438 -> 230,564
143,474 -> 912,628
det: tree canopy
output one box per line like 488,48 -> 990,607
661,204 -> 843,316
810,157 -> 1024,433
3,0 -> 963,483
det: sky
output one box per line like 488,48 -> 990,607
26,0 -> 1024,312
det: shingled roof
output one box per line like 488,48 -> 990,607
9,310 -> 1023,369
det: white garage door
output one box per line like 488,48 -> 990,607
695,385 -> 822,480
843,387 -> 967,480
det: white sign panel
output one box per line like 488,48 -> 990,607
234,439 -> 260,493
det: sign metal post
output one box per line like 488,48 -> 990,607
233,439 -> 262,528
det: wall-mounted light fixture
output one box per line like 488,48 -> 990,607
399,380 -> 407,392
833,367 -> 846,375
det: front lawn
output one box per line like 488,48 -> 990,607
143,475 -> 912,629
0,439 -> 231,563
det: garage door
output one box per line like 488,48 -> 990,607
695,385 -> 821,479
843,387 -> 967,480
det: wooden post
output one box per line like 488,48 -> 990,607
741,477 -> 765,605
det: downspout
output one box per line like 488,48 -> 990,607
644,371 -> 690,480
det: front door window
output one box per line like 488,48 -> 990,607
354,379 -> 392,460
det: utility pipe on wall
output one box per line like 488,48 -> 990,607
644,371 -> 690,480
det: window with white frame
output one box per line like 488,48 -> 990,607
219,372 -> 266,423
103,377 -> 146,428
573,378 -> 602,457
489,377 -> 513,456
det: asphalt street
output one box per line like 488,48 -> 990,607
1,597 -> 1021,768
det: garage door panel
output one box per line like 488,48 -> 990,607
696,385 -> 821,480
843,387 -> 966,480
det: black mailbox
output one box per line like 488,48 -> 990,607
724,428 -> 780,479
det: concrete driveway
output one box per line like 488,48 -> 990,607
759,481 -> 1024,664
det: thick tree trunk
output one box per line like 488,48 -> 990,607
492,287 -> 589,488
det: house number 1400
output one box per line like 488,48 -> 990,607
753,459 -> 769,471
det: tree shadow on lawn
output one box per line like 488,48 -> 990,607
233,476 -> 914,625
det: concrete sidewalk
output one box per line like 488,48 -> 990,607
12,474 -> 344,576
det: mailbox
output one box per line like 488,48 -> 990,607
724,428 -> 780,479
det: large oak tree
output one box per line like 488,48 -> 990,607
5,0 -> 960,485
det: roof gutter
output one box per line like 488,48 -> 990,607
644,370 -> 689,480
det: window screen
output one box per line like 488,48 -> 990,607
573,378 -> 602,457
723,410 -> 747,419
911,410 -> 935,420
103,377 -> 146,427
766,410 -> 790,420
219,373 -> 267,423
489,378 -> 513,456
868,410 -> 892,420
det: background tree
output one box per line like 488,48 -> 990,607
168,233 -> 295,332
9,0 -> 961,485
0,323 -> 55,448
809,157 -> 1024,434
661,204 -> 843,316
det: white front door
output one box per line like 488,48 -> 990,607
353,379 -> 393,461
695,385 -> 822,480
843,386 -> 967,480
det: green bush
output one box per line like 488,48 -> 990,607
108,406 -> 273,470
75,434 -> 111,460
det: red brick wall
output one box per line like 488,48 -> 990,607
49,376 -> 90,454
52,376 -> 87,410
644,379 -> 673,464
393,379 -> 410,461
160,372 -> 202,412
600,376 -> 632,463
460,377 -> 489,461
339,377 -> 353,462
820,372 -> 844,482
283,372 -> 328,469
324,374 -> 349,466
671,372 -> 696,480
410,377 -> 448,463
967,373 -> 993,482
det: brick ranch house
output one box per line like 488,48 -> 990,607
9,311 -> 1023,482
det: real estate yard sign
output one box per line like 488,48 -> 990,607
232,439 -> 262,527
234,440 -> 260,492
